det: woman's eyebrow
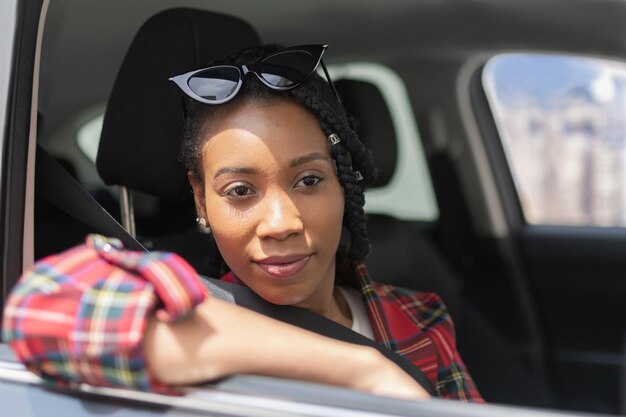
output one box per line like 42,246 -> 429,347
214,166 -> 257,179
290,152 -> 329,168
213,153 -> 328,179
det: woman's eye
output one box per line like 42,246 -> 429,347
225,185 -> 253,197
296,175 -> 323,188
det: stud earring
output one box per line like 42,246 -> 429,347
196,216 -> 207,228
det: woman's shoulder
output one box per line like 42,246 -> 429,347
369,280 -> 447,307
350,262 -> 453,331
368,280 -> 453,331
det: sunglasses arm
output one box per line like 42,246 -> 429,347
320,59 -> 342,106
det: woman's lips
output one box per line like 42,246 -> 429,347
255,254 -> 312,278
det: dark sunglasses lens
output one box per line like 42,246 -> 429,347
187,67 -> 241,102
260,48 -> 321,87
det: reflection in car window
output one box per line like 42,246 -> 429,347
483,54 -> 626,227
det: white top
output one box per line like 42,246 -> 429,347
337,286 -> 375,340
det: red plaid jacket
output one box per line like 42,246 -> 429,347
3,235 -> 482,402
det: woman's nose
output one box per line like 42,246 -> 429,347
256,190 -> 304,240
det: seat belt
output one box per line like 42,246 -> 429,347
36,145 -> 435,395
35,145 -> 145,252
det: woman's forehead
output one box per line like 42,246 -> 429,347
200,100 -> 331,170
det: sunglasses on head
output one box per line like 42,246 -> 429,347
169,44 -> 340,105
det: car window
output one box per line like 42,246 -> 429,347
483,53 -> 626,227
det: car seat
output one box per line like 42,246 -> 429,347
96,8 -> 260,274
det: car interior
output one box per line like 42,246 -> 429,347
2,0 -> 626,415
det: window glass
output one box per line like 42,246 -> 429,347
483,54 -> 626,227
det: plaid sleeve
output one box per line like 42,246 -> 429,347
2,235 -> 208,393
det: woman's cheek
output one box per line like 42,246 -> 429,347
319,186 -> 344,230
207,205 -> 253,270
212,225 -> 250,254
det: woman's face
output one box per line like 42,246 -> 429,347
190,99 -> 345,311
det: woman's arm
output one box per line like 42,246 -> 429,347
4,235 -> 428,399
145,297 -> 429,399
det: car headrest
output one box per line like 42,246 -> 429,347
335,79 -> 397,187
97,8 -> 260,204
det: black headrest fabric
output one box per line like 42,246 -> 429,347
97,8 -> 260,203
335,79 -> 397,187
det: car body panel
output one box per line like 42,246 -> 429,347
0,344 -> 610,417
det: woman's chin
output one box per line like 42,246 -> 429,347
253,285 -> 310,307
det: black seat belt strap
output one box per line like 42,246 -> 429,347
35,145 -> 145,252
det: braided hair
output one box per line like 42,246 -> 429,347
181,44 -> 377,267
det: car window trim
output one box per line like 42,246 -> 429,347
0,0 -> 45,319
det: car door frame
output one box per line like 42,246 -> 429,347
0,0 -> 46,320
466,52 -> 626,413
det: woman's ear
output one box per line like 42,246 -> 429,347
188,171 -> 207,219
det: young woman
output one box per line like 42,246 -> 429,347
3,44 -> 482,402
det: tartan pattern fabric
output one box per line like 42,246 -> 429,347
2,235 -> 207,393
353,263 -> 484,402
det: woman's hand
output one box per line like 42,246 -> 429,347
145,297 -> 430,400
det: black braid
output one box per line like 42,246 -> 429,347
180,44 -> 378,263
289,87 -> 376,260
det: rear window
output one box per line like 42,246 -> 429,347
483,53 -> 626,227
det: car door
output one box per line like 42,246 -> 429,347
476,52 -> 626,414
